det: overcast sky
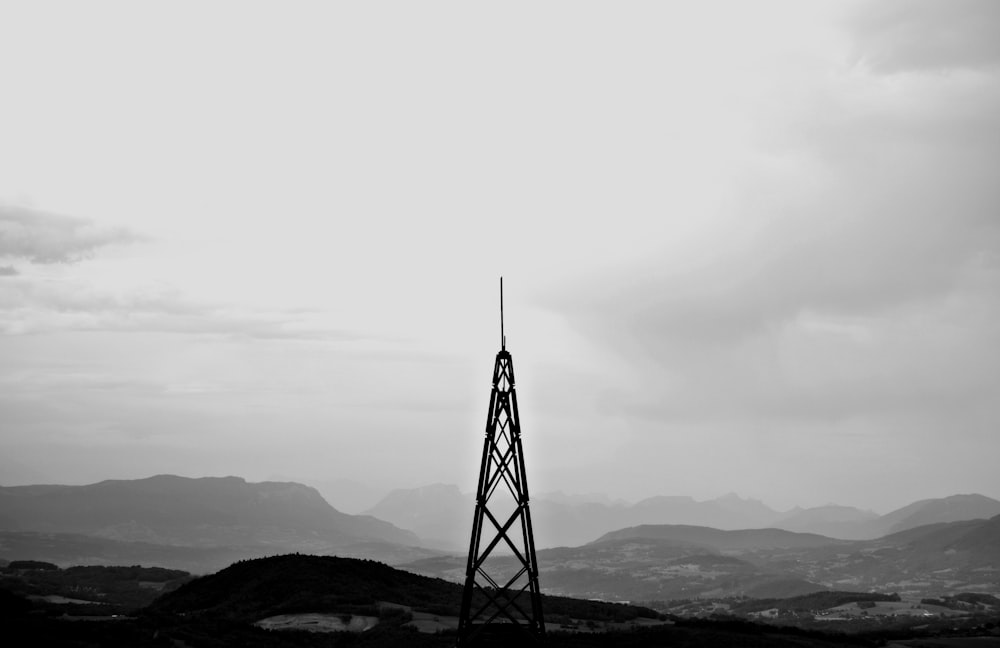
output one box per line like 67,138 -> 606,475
1,0 -> 998,514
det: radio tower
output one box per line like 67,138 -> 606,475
457,278 -> 545,646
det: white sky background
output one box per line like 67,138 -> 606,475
1,0 -> 998,513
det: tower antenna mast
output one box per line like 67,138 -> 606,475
458,278 -> 545,645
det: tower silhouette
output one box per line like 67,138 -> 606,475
457,279 -> 545,646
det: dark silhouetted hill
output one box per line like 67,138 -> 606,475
3,554 -> 973,648
149,553 -> 662,625
149,554 -> 461,621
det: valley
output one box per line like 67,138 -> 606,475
3,474 -> 999,642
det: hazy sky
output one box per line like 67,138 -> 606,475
1,1 -> 998,514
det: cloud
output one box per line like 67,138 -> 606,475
0,204 -> 138,264
847,0 -> 1000,73
0,277 -> 363,341
543,5 -> 1000,427
0,205 -> 375,344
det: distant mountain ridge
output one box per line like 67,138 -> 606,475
0,475 -> 424,571
364,485 -> 1000,548
364,483 -> 469,551
773,505 -> 879,539
5,473 -> 998,607
363,489 -> 798,549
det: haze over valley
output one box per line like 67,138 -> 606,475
3,474 -> 999,606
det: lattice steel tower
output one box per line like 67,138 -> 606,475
457,279 -> 545,646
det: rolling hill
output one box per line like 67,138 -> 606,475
592,524 -> 851,550
404,516 -> 1000,603
870,494 -> 1000,537
148,553 -> 664,628
2,553 -> 980,648
133,555 -> 880,647
403,524 -> 841,602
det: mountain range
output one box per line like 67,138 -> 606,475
4,474 -> 999,602
0,475 -> 428,572
364,485 -> 1000,548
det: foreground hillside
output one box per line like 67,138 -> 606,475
3,554 -> 918,647
150,554 -> 666,626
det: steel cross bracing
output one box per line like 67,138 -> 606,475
457,348 -> 544,646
